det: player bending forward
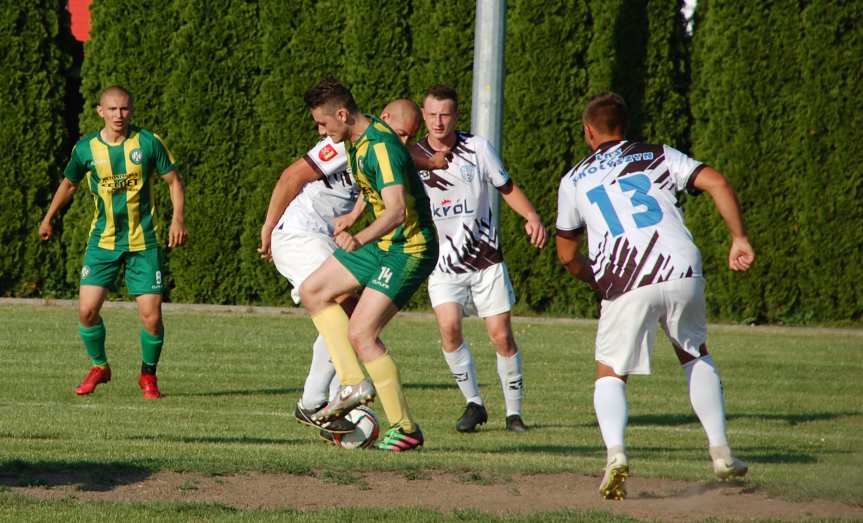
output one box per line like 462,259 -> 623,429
299,78 -> 439,451
258,99 -> 428,436
413,85 -> 546,433
555,93 -> 754,500
39,85 -> 187,399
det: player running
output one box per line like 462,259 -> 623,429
39,85 -> 187,399
258,99 -> 431,436
412,85 -> 546,433
298,78 -> 438,452
556,92 -> 753,500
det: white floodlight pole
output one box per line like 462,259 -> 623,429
471,0 -> 506,218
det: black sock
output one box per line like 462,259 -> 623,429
141,363 -> 157,375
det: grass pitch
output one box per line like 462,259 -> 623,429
0,302 -> 860,521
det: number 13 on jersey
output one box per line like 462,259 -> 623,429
586,173 -> 663,237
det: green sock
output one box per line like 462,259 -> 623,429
140,328 -> 164,367
79,322 -> 107,366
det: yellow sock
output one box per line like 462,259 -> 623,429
365,352 -> 415,432
310,305 -> 365,385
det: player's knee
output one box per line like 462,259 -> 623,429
347,324 -> 373,350
438,321 -> 462,346
139,310 -> 162,333
489,328 -> 515,351
78,306 -> 100,326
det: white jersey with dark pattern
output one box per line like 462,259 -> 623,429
556,140 -> 706,300
414,132 -> 511,274
276,137 -> 359,236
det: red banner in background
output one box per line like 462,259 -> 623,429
68,0 -> 92,42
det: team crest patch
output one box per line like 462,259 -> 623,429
319,144 -> 337,162
129,148 -> 143,165
81,266 -> 91,279
460,165 -> 475,183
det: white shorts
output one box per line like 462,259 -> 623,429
427,262 -> 516,318
595,277 -> 707,376
271,228 -> 337,304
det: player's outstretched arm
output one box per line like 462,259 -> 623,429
691,166 -> 755,272
39,178 -> 78,241
499,181 -> 547,248
258,158 -> 321,260
162,170 -> 188,248
336,185 -> 405,253
556,230 -> 599,293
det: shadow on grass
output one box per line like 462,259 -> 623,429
127,434 -> 304,445
0,460 -> 151,492
169,387 -> 302,398
404,383 -> 460,391
577,411 -> 861,428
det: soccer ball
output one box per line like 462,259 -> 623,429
332,406 -> 380,449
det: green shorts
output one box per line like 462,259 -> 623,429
80,246 -> 163,296
334,243 -> 437,309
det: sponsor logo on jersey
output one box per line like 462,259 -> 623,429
575,151 -> 655,182
99,173 -> 140,192
432,198 -> 476,219
460,164 -> 475,183
129,148 -> 143,165
319,144 -> 338,162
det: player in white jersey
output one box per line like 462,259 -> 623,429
412,85 -> 547,433
258,99 -> 427,436
555,92 -> 754,499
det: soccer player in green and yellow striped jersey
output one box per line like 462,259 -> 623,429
39,85 -> 187,400
298,78 -> 438,451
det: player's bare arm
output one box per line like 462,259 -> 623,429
39,178 -> 79,241
161,170 -> 188,248
335,185 -> 406,253
410,148 -> 450,171
691,166 -> 755,272
498,181 -> 547,248
334,197 -> 366,236
258,158 -> 322,259
556,229 -> 599,292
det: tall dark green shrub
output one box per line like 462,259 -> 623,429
689,1 -> 803,322
245,0 -> 348,304
0,1 -> 72,297
502,0 -> 594,315
793,2 -> 863,321
161,0 -> 261,304
63,0 -> 180,294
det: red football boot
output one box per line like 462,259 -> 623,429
75,365 -> 111,395
138,373 -> 161,399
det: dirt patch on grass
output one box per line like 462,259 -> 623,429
9,469 -> 863,521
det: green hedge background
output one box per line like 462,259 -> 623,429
2,0 -> 860,323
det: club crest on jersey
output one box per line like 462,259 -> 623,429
129,148 -> 143,165
460,164 -> 475,183
433,198 -> 475,219
319,144 -> 338,162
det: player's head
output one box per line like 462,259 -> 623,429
304,77 -> 359,143
582,92 -> 628,150
96,85 -> 134,134
422,85 -> 459,142
381,99 -> 421,144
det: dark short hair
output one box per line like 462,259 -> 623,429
99,84 -> 133,105
304,77 -> 358,113
424,84 -> 458,111
583,92 -> 628,135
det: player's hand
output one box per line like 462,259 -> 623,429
429,151 -> 451,170
168,220 -> 188,248
38,219 -> 53,241
335,231 -> 361,252
333,215 -> 354,236
258,225 -> 273,262
524,214 -> 547,248
728,236 -> 754,272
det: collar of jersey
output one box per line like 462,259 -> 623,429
97,125 -> 138,147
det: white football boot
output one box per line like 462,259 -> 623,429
710,445 -> 749,480
599,451 -> 629,500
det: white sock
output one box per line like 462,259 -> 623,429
497,351 -> 523,417
301,335 -> 336,410
684,355 -> 729,448
594,376 -> 627,453
443,341 -> 482,405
